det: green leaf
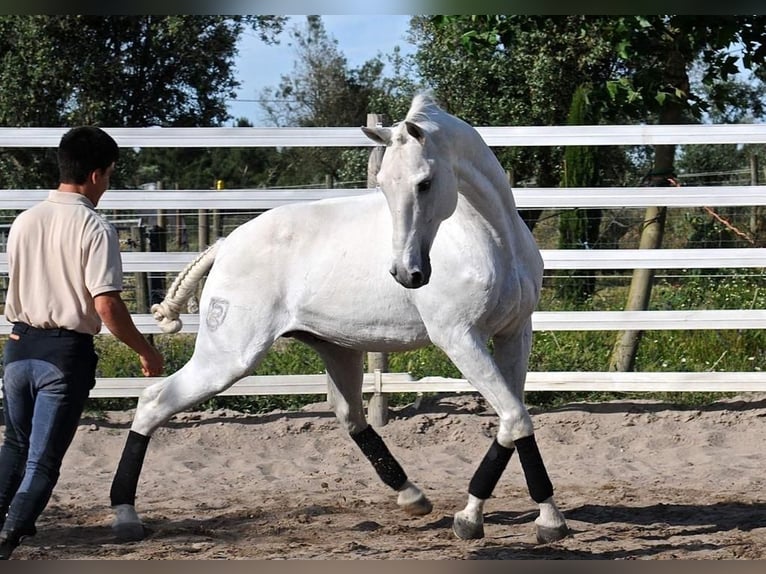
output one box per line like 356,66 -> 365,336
606,80 -> 618,100
616,38 -> 631,59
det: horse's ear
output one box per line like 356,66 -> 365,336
405,121 -> 426,145
361,126 -> 392,146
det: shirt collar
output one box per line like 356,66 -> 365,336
46,190 -> 96,210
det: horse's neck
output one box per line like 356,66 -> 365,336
454,154 -> 518,241
430,111 -> 521,239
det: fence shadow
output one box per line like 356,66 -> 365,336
79,407 -> 340,430
543,396 -> 766,416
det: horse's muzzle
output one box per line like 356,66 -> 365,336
390,261 -> 431,289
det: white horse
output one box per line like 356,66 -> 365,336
109,93 -> 570,544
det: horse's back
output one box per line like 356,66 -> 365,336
200,193 -> 430,348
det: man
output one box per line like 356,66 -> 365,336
0,126 -> 164,559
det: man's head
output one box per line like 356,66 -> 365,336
57,126 -> 119,185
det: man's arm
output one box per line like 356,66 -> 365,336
94,291 -> 164,377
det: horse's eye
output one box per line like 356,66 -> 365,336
417,179 -> 432,193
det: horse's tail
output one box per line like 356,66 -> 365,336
150,239 -> 223,334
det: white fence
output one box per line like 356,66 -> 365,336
1,124 -> 765,400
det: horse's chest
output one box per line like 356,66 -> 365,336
431,253 -> 526,316
429,222 -> 541,329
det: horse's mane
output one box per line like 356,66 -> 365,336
405,92 -> 443,124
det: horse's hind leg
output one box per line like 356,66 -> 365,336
297,334 -> 432,516
110,331 -> 274,541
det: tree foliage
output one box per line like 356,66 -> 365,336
0,15 -> 285,188
411,16 -> 636,229
434,15 -> 766,121
258,16 -> 397,187
419,15 -> 766,181
260,16 -> 382,129
557,85 -> 601,303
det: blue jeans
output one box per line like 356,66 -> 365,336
0,324 -> 96,539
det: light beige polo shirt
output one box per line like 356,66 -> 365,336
4,190 -> 123,335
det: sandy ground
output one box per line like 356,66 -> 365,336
4,392 -> 766,560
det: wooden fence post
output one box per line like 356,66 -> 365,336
325,173 -> 338,409
155,180 -> 165,229
147,223 -> 167,306
148,181 -> 166,306
213,179 -> 224,239
174,182 -> 188,251
198,209 -> 209,250
365,112 -> 390,427
131,225 -> 148,314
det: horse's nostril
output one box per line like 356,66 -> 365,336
411,271 -> 423,287
389,266 -> 398,278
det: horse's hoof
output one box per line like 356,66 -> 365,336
401,494 -> 433,516
112,504 -> 146,542
452,513 -> 484,540
536,523 -> 570,544
396,482 -> 433,516
113,521 -> 145,542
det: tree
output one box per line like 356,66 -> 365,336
602,16 -> 766,372
676,69 -> 766,247
367,44 -> 424,124
258,16 -> 393,188
557,85 -> 601,304
0,15 -> 286,188
411,16 -> 632,230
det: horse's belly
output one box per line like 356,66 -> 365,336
293,324 -> 431,352
291,284 -> 430,351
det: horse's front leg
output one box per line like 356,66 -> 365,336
300,336 -> 432,516
490,323 -> 569,543
453,436 -> 568,543
434,323 -> 568,543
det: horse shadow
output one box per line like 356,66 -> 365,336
466,500 -> 766,559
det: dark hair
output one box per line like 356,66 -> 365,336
57,126 -> 119,184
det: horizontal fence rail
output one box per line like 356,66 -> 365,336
1,310 -> 765,336
1,123 -> 765,402
0,248 -> 764,274
12,371 -> 766,400
2,370 -> 766,400
2,123 -> 765,148
2,186 -> 766,210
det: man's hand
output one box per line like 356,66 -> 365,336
95,291 -> 165,377
140,346 -> 164,377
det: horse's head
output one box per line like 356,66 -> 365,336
362,118 -> 458,289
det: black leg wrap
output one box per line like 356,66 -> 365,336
110,431 -> 151,506
351,425 -> 408,491
514,434 -> 554,503
468,438 -> 515,500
